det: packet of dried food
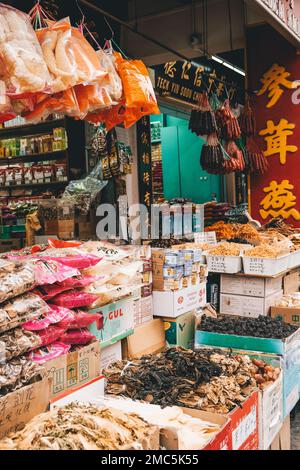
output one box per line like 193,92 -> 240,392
58,329 -> 96,346
0,328 -> 41,360
86,284 -> 134,308
0,356 -> 43,397
36,248 -> 102,269
51,291 -> 98,309
33,259 -> 80,285
27,342 -> 71,365
0,293 -> 50,334
53,308 -> 103,330
0,262 -> 35,304
0,3 -> 51,96
22,305 -> 70,331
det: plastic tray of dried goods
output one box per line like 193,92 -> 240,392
206,255 -> 242,274
242,254 -> 290,277
288,251 -> 300,270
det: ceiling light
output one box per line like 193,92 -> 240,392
211,55 -> 246,77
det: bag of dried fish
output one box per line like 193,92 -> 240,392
0,262 -> 35,304
0,356 -> 43,397
0,403 -> 159,450
0,293 -> 50,334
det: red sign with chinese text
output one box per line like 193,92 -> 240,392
247,24 -> 300,226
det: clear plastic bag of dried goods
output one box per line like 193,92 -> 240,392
35,18 -> 77,93
0,356 -> 43,397
0,3 -> 51,96
0,80 -> 16,123
0,261 -> 36,304
0,327 -> 41,360
0,293 -> 50,334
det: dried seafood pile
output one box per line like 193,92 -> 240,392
206,242 -> 242,256
0,403 -> 157,450
200,315 -> 298,339
105,348 -> 280,414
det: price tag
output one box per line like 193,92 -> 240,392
194,231 -> 217,245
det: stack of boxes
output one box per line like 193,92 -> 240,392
152,245 -> 208,349
220,274 -> 283,318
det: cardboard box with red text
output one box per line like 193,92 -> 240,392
153,283 -> 206,318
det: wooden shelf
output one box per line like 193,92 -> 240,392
0,119 -> 66,139
0,150 -> 67,165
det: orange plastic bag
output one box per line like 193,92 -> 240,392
24,88 -> 80,123
74,83 -> 114,118
86,101 -> 126,130
114,53 -> 159,115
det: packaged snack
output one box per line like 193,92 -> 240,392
0,293 -> 50,334
0,3 -> 51,96
28,342 -> 70,364
58,329 -> 96,346
51,290 -> 98,309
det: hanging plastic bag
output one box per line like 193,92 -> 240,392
96,48 -> 123,102
0,80 -> 16,123
114,52 -> 159,115
0,3 -> 51,96
36,18 -> 77,93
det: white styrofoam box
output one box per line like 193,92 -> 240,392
100,341 -> 122,373
259,372 -> 283,450
206,255 -> 242,274
50,377 -> 105,409
153,283 -> 207,318
221,274 -> 283,298
288,250 -> 300,270
220,290 -> 283,318
242,255 -> 290,277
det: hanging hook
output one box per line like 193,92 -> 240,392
75,0 -> 86,24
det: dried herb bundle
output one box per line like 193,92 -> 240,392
0,403 -> 156,450
189,92 -> 217,136
216,99 -> 241,140
104,347 -> 280,414
200,315 -> 298,339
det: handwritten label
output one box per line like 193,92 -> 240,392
194,231 -> 217,245
232,406 -> 257,450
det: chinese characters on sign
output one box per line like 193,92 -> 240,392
137,116 -> 153,235
255,59 -> 300,222
259,118 -> 297,164
155,60 -> 243,106
260,180 -> 300,220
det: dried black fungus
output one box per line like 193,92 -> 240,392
200,315 -> 298,339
